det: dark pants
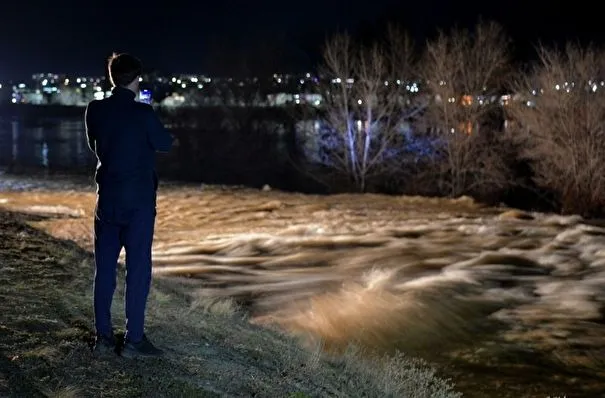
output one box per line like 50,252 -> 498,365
93,203 -> 156,343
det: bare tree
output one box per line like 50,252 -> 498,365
420,21 -> 512,197
316,31 -> 422,192
507,44 -> 605,215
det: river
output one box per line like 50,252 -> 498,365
1,184 -> 605,397
0,116 -> 94,173
0,111 -> 313,192
2,112 -> 605,397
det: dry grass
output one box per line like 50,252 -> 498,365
44,385 -> 82,398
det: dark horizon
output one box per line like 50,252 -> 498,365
1,0 -> 603,80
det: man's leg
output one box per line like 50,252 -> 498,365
93,207 -> 122,340
122,206 -> 156,343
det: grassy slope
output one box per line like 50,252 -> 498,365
0,210 -> 461,398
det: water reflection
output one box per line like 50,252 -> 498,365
11,121 -> 18,162
0,117 -> 95,172
0,115 -> 317,191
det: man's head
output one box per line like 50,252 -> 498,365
108,53 -> 142,91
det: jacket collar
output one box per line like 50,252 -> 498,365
111,86 -> 136,100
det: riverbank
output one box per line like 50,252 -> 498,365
0,209 -> 460,398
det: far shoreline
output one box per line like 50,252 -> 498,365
0,104 -> 86,119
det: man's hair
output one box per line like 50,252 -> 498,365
107,53 -> 142,87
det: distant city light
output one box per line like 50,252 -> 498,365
5,70 -> 532,110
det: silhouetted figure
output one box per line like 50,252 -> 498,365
85,53 -> 173,358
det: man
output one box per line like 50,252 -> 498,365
85,53 -> 173,358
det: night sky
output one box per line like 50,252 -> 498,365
1,0 -> 603,80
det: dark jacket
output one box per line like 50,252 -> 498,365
85,86 -> 173,209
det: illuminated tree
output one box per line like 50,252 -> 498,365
420,21 -> 512,197
507,44 -> 605,215
317,30 -> 424,192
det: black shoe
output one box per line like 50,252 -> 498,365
92,334 -> 117,357
121,334 -> 164,358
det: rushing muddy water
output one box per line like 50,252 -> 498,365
1,176 -> 604,397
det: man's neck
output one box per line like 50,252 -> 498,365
113,83 -> 138,95
112,86 -> 137,99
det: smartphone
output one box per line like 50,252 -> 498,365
139,89 -> 152,104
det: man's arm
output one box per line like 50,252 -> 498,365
144,106 -> 173,152
84,102 -> 96,153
